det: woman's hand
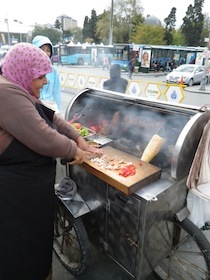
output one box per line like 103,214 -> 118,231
68,147 -> 89,165
86,144 -> 103,156
76,136 -> 103,157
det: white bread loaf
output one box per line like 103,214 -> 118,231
141,134 -> 165,163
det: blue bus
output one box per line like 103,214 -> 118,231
58,44 -> 113,66
111,44 -> 206,71
147,45 -> 205,68
52,45 -> 59,64
111,44 -> 132,69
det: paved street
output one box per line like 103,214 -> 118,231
52,246 -> 158,280
52,229 -> 210,280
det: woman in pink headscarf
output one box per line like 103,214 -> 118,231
0,43 -> 101,280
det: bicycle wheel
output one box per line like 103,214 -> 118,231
53,199 -> 90,275
150,218 -> 210,280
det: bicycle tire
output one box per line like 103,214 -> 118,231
53,199 -> 90,275
152,217 -> 210,280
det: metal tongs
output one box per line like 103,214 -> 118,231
68,104 -> 91,124
68,111 -> 84,124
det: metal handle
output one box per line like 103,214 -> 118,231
116,193 -> 130,204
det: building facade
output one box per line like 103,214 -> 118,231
56,14 -> 77,31
0,19 -> 32,45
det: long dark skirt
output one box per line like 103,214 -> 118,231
0,140 -> 56,280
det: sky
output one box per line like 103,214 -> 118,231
0,0 -> 209,28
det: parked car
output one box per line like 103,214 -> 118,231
0,45 -> 11,59
166,64 -> 207,86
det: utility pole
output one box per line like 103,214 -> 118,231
199,34 -> 210,90
109,0 -> 114,45
4,19 -> 10,45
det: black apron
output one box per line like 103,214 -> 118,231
0,104 -> 56,280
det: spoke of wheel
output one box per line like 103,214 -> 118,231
173,251 -> 207,276
153,223 -> 173,251
65,234 -> 81,264
172,255 -> 197,280
56,214 -> 82,263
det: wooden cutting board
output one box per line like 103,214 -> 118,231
82,146 -> 161,195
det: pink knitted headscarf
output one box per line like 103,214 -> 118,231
1,43 -> 52,96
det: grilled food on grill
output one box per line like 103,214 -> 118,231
141,134 -> 165,163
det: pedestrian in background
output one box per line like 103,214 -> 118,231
57,47 -> 63,66
207,60 -> 210,85
128,57 -> 134,79
207,68 -> 210,85
102,56 -> 109,70
165,59 -> 171,72
32,35 -> 61,111
103,64 -> 128,93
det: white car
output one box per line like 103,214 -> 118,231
0,45 -> 11,59
166,64 -> 207,86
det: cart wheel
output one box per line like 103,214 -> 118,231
152,218 -> 210,280
53,199 -> 90,275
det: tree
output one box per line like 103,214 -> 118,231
82,16 -> 92,42
82,9 -> 99,43
31,24 -> 62,45
89,9 -> 99,43
164,7 -> 176,45
132,24 -> 165,45
202,13 -> 210,41
113,0 -> 143,43
62,30 -> 73,43
70,27 -> 83,43
171,29 -> 185,45
181,0 -> 205,46
96,10 -> 110,44
96,0 -> 143,44
54,19 -> 62,30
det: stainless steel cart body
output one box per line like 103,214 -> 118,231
61,88 -> 210,279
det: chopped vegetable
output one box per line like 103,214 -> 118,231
119,164 -> 137,177
70,123 -> 89,137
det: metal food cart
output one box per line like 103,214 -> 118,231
54,88 -> 210,280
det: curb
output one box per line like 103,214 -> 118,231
185,86 -> 210,94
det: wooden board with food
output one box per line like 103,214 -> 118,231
82,146 -> 161,195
